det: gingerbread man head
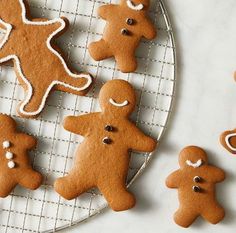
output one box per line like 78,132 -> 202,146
179,146 -> 208,169
120,0 -> 150,11
99,79 -> 136,117
0,113 -> 15,131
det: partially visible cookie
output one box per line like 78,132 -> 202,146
166,146 -> 225,228
0,114 -> 42,197
220,129 -> 236,154
0,0 -> 93,118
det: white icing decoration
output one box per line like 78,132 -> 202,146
225,133 -> 236,152
2,140 -> 10,149
109,98 -> 129,107
186,159 -> 203,168
126,0 -> 144,11
5,151 -> 13,160
8,160 -> 15,169
0,0 -> 92,117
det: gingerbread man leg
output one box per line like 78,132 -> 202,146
98,175 -> 136,211
17,79 -> 53,116
17,60 -> 92,117
88,39 -> 113,61
18,169 -> 43,190
0,175 -> 17,197
54,173 -> 93,200
174,207 -> 198,228
201,203 -> 225,224
55,71 -> 92,96
115,53 -> 137,73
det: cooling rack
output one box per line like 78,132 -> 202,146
0,0 -> 176,232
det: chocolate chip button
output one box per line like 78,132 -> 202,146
193,176 -> 201,183
126,18 -> 134,25
192,186 -> 201,192
104,125 -> 113,132
121,28 -> 129,35
102,137 -> 112,144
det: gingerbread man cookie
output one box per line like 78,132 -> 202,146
220,129 -> 236,154
166,146 -> 225,228
88,0 -> 156,73
0,0 -> 93,118
0,114 -> 42,197
54,79 -> 157,211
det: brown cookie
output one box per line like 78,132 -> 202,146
0,114 -> 42,197
0,0 -> 93,118
88,0 -> 156,73
220,129 -> 236,154
54,79 -> 157,211
166,146 -> 225,228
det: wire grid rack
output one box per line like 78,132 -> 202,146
0,0 -> 176,232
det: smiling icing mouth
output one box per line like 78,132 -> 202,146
126,0 -> 144,11
109,98 -> 129,107
186,159 -> 203,168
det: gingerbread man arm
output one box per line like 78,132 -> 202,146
98,4 -> 117,20
63,114 -> 93,136
207,166 -> 226,183
0,46 -> 9,61
35,17 -> 68,35
16,133 -> 37,150
141,19 -> 157,40
166,170 -> 181,188
127,123 -> 157,152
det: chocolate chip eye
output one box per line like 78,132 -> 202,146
104,125 -> 113,132
126,18 -> 135,25
121,28 -> 129,35
102,137 -> 112,144
192,186 -> 201,192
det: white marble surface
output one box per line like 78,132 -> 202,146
65,0 -> 236,232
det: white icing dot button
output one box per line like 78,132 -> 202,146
3,140 -> 10,149
8,161 -> 15,169
5,151 -> 14,160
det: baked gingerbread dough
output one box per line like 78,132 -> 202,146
0,114 -> 42,197
54,79 -> 157,211
0,0 -> 93,118
166,146 -> 225,227
88,0 -> 157,73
